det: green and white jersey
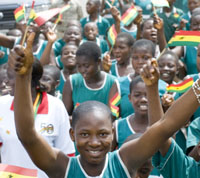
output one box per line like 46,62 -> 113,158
153,139 -> 200,178
65,151 -> 131,178
70,72 -> 119,107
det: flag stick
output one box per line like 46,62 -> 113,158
157,47 -> 167,60
106,1 -> 112,8
21,0 -> 35,46
21,26 -> 29,46
52,23 -> 57,31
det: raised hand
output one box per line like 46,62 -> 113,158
110,6 -> 121,22
140,58 -> 160,86
102,52 -> 112,72
46,29 -> 57,43
8,32 -> 35,75
161,93 -> 174,108
153,14 -> 164,30
134,7 -> 143,25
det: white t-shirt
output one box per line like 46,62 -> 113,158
0,93 -> 75,178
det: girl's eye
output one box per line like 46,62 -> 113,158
81,133 -> 89,137
99,133 -> 108,137
143,56 -> 150,60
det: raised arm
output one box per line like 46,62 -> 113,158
12,32 -> 69,178
119,58 -> 200,173
40,30 -> 57,66
0,33 -> 15,49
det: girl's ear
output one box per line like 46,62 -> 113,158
69,128 -> 75,142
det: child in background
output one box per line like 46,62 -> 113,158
0,64 -> 8,96
118,39 -> 166,118
140,58 -> 200,178
39,65 -> 61,98
12,32 -> 200,177
152,0 -> 184,42
62,41 -> 120,118
181,0 -> 200,30
112,76 -> 161,178
81,22 -> 109,54
101,0 -> 120,25
140,18 -> 160,58
56,44 -> 78,94
103,32 -> 135,78
80,0 -> 110,40
53,21 -> 82,57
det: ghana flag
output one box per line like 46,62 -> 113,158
168,30 -> 200,47
151,0 -> 169,8
110,92 -> 121,117
166,77 -> 194,93
121,5 -> 138,26
14,5 -> 25,22
0,164 -> 37,178
107,24 -> 117,46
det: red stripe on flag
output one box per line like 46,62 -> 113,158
0,164 -> 37,177
167,78 -> 193,88
14,5 -> 24,15
121,5 -> 135,20
110,92 -> 119,104
173,30 -> 200,37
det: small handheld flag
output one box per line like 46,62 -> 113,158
107,24 -> 117,46
151,0 -> 169,8
0,164 -> 37,178
168,30 -> 200,47
14,4 -> 25,22
110,92 -> 121,117
121,5 -> 138,26
166,78 -> 194,93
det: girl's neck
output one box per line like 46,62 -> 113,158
80,156 -> 106,177
117,58 -> 130,67
63,67 -> 77,78
89,12 -> 99,21
133,113 -> 148,124
85,70 -> 102,84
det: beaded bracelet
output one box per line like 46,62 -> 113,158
192,80 -> 200,104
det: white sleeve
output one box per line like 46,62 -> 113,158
54,100 -> 75,155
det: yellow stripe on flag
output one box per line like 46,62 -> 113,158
167,80 -> 193,91
15,11 -> 24,19
121,9 -> 137,24
111,94 -> 120,106
168,35 -> 200,43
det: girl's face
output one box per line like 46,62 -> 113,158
129,82 -> 148,116
86,0 -> 97,14
39,69 -> 58,94
71,110 -> 113,165
61,45 -> 77,69
188,0 -> 200,12
131,47 -> 153,75
142,20 -> 157,43
158,54 -> 177,84
191,15 -> 200,31
63,26 -> 82,46
76,55 -> 100,81
113,37 -> 132,64
84,23 -> 98,41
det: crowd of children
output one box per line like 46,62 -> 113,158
0,0 -> 200,177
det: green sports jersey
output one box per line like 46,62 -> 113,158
153,139 -> 200,178
65,151 -> 131,178
187,117 -> 200,149
80,16 -> 110,40
0,46 -> 9,65
70,72 -> 118,107
152,7 -> 183,42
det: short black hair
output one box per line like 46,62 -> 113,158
141,18 -> 154,32
116,32 -> 135,47
32,58 -> 43,88
71,101 -> 112,129
76,41 -> 101,62
159,50 -> 179,66
132,39 -> 156,57
129,75 -> 144,93
43,65 -> 60,81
